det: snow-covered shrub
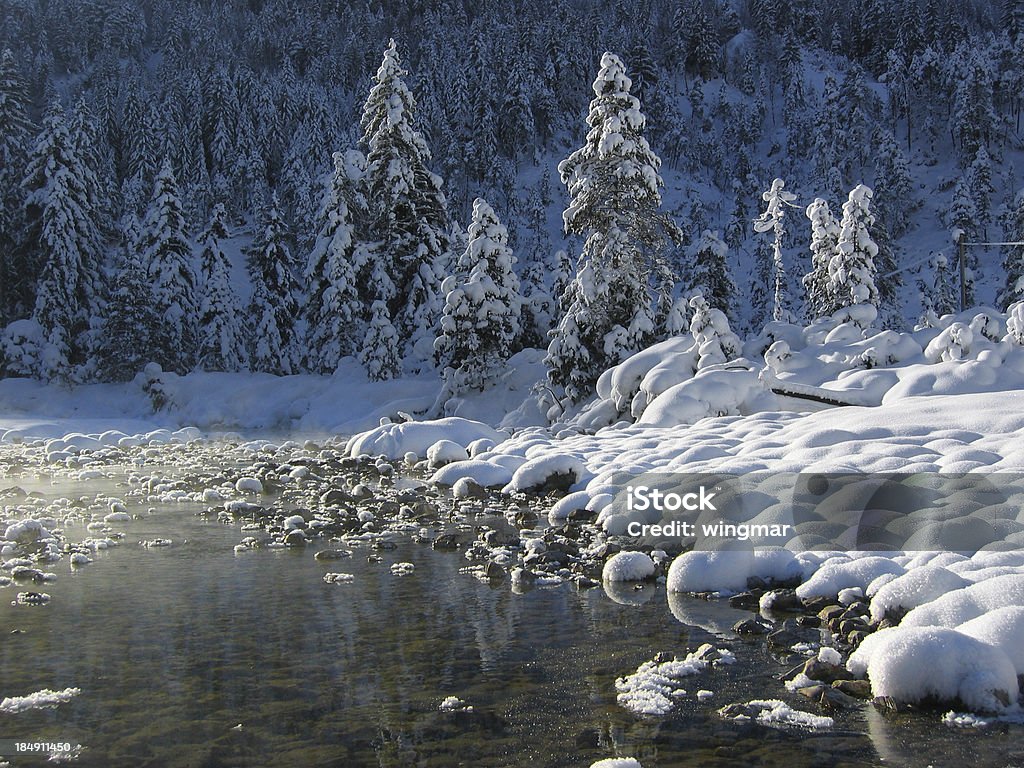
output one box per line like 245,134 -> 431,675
1,319 -> 44,377
689,292 -> 740,370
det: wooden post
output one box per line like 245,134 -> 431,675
958,233 -> 967,312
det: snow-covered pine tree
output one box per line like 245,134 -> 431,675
753,178 -> 797,323
966,145 -> 995,233
20,100 -> 105,381
872,129 -> 914,237
999,190 -> 1024,310
0,48 -> 35,325
518,183 -> 556,349
689,292 -> 741,371
546,51 -> 675,401
359,39 -> 452,360
434,198 -> 522,396
97,245 -> 165,383
926,253 -> 958,317
139,158 -> 200,374
360,300 -> 401,381
196,203 -> 247,372
871,216 -> 903,329
248,195 -> 301,375
828,184 -> 880,313
686,230 -> 735,317
304,151 -> 372,374
803,197 -> 841,320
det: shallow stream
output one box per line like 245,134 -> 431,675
1,439 -> 1022,767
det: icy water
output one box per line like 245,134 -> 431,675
2,442 -> 1024,767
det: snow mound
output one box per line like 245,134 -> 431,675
957,606 -> 1024,675
430,460 -> 513,488
666,548 -> 800,595
795,556 -> 905,600
346,417 -> 503,460
501,454 -> 586,493
3,519 -> 52,545
847,626 -> 1019,712
602,552 -> 656,582
426,439 -> 468,468
0,687 -> 80,714
637,369 -> 773,428
589,759 -> 642,768
869,565 -> 970,622
901,574 -> 1024,628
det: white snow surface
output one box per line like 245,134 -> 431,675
589,759 -> 642,768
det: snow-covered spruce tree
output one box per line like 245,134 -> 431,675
139,158 -> 200,374
686,230 -> 735,317
359,39 -> 451,360
872,129 -> 914,237
21,100 -> 105,381
803,197 -> 840,320
434,198 -> 522,396
0,48 -> 35,325
196,204 -> 247,372
248,196 -> 301,375
871,215 -> 903,329
828,184 -> 880,313
304,151 -> 373,374
360,300 -> 401,381
998,190 -> 1024,310
518,185 -> 557,349
689,292 -> 740,371
97,246 -> 165,383
546,52 -> 676,401
966,145 -> 995,233
753,178 -> 797,323
929,253 -> 958,317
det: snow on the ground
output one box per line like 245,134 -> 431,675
0,352 -> 549,442
589,759 -> 642,768
0,687 -> 80,714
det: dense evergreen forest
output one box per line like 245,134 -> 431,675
1,0 -> 1022,404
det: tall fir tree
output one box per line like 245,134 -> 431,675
828,184 -> 880,314
97,231 -> 165,382
21,100 -> 104,381
686,230 -> 736,317
0,48 -> 35,325
546,52 -> 675,401
803,197 -> 841,319
872,129 -> 914,237
139,158 -> 200,374
434,198 -> 523,396
197,204 -> 247,372
304,151 -> 372,374
999,190 -> 1024,310
359,39 -> 451,360
248,196 -> 301,375
360,300 -> 401,381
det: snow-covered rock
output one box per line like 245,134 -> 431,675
346,417 -> 504,460
848,626 -> 1019,712
602,552 -> 656,582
